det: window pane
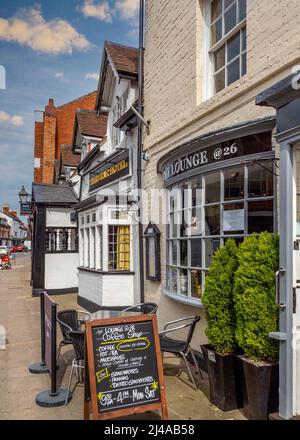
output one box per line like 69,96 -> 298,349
225,0 -> 235,8
211,17 -> 222,45
181,209 -> 192,237
224,166 -> 245,200
214,68 -> 225,93
248,200 -> 274,234
227,57 -> 240,86
248,162 -> 274,198
191,238 -> 202,268
190,206 -> 203,236
239,0 -> 247,21
205,205 -> 220,235
170,240 -> 177,265
214,46 -> 225,71
211,0 -> 222,22
167,267 -> 177,293
180,240 -> 188,266
242,53 -> 247,76
191,270 -> 202,299
223,203 -> 245,235
108,225 -> 130,271
241,27 -> 246,51
224,3 -> 237,35
179,269 -> 188,296
204,238 -> 220,267
191,176 -> 203,206
227,33 -> 240,62
205,172 -> 220,204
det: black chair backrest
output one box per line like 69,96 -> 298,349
57,310 -> 80,342
69,331 -> 85,361
183,316 -> 201,352
141,303 -> 158,314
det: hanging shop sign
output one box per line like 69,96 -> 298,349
84,315 -> 168,420
163,132 -> 272,183
20,202 -> 32,216
89,150 -> 130,192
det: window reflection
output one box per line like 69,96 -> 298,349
179,269 -> 188,296
205,239 -> 220,268
205,172 -> 220,204
191,270 -> 202,299
205,205 -> 220,235
248,200 -> 274,233
248,163 -> 273,198
224,166 -> 244,200
191,238 -> 202,267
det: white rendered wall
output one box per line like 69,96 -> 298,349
78,270 -> 134,308
46,207 -> 76,228
45,253 -> 79,290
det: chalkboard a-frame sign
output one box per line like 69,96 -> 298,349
85,315 -> 168,420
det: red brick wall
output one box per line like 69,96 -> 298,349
55,91 -> 97,159
34,121 -> 44,183
42,114 -> 57,184
34,91 -> 97,184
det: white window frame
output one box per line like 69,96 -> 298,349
204,0 -> 247,99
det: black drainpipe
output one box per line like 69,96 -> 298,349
137,0 -> 145,303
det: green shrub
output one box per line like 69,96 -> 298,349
202,238 -> 238,354
233,232 -> 279,363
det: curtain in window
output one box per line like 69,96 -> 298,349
117,226 -> 130,271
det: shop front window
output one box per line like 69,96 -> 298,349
108,225 -> 130,271
166,160 -> 275,302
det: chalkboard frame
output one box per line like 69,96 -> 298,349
85,314 -> 168,420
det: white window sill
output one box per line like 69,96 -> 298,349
162,288 -> 203,309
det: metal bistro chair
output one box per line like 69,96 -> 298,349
56,309 -> 91,362
122,302 -> 158,315
65,330 -> 85,405
159,316 -> 203,390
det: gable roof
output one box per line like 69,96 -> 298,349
96,41 -> 138,110
105,41 -> 138,77
76,110 -> 107,138
32,183 -> 78,205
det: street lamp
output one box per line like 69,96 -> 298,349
19,186 -> 29,204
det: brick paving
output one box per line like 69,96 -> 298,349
0,254 -> 245,420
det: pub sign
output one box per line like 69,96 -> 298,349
89,150 -> 130,192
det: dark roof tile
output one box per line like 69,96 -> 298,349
32,183 -> 78,204
105,41 -> 138,76
77,110 -> 107,138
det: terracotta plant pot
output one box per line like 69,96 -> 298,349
201,344 -> 243,412
237,355 -> 279,420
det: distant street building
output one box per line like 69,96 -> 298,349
0,204 -> 27,245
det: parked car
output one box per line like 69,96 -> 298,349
0,245 -> 10,255
15,245 -> 27,252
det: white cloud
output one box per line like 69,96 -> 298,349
85,72 -> 99,81
0,111 -> 24,126
0,6 -> 92,54
80,0 -> 139,22
81,1 -> 112,22
115,0 -> 139,19
54,72 -> 64,79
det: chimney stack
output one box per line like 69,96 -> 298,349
10,210 -> 17,217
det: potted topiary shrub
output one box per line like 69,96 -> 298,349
233,232 -> 279,420
201,239 -> 243,411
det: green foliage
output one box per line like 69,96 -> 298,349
233,232 -> 279,363
202,239 -> 238,354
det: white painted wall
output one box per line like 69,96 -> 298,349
46,207 -> 76,228
78,270 -> 134,307
45,253 -> 79,290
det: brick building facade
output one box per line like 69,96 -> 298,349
34,91 -> 97,184
142,0 -> 300,345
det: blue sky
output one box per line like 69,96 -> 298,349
0,0 -> 139,220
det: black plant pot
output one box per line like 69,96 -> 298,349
201,344 -> 243,412
237,355 -> 279,420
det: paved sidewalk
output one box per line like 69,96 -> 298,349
0,254 -> 246,420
